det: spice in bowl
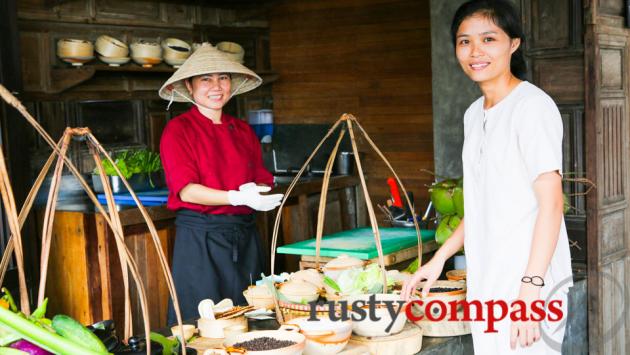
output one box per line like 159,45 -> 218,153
232,337 -> 297,351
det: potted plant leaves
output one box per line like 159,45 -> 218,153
92,149 -> 163,194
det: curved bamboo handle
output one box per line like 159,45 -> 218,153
0,85 -> 188,353
314,128 -> 346,269
352,119 -> 422,268
267,112 -> 423,324
345,116 -> 387,290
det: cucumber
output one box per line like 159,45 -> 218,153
51,315 -> 108,354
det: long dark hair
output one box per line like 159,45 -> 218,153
450,0 -> 527,79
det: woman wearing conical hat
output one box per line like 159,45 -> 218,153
159,44 -> 282,323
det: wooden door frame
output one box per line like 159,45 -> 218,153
584,1 -> 630,353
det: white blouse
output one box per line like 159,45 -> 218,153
462,81 -> 573,299
462,81 -> 573,353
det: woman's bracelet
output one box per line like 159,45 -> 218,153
521,275 -> 545,287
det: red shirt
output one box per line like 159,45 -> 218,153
160,106 -> 274,214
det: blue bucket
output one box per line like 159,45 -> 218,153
248,109 -> 273,142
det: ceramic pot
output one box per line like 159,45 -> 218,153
95,35 -> 129,57
347,293 -> 408,337
285,317 -> 352,355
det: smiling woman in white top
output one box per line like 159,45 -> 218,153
401,1 -> 573,354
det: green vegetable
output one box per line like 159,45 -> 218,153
323,276 -> 341,292
403,258 -> 419,274
0,307 -> 106,355
29,299 -> 47,321
0,348 -> 27,354
335,264 -> 392,296
0,328 -> 20,347
429,179 -> 459,215
150,331 -> 179,355
94,149 -> 162,181
51,315 -> 108,354
453,181 -> 464,218
1,289 -> 17,313
436,215 -> 461,245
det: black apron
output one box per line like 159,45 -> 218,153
167,209 -> 264,325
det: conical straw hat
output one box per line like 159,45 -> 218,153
159,43 -> 262,102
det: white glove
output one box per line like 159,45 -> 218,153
227,183 -> 283,211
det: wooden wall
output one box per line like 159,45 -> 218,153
269,0 -> 434,216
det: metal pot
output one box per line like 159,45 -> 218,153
334,152 -> 354,175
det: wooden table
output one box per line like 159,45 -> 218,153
42,202 -> 176,334
41,175 -> 365,333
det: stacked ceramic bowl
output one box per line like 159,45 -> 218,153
216,41 -> 245,63
95,35 -> 130,67
56,39 -> 94,66
161,38 -> 191,68
130,40 -> 162,68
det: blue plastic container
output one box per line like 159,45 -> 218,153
248,109 -> 273,142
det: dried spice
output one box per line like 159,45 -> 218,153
429,287 -> 461,293
232,337 -> 296,351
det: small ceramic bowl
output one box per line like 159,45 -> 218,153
347,293 -> 408,337
198,318 -> 232,338
243,285 -> 275,310
161,38 -> 191,60
57,39 -> 94,66
216,41 -> 244,63
164,56 -> 187,68
224,329 -> 306,355
285,317 -> 352,355
170,324 -> 196,342
95,35 -> 128,57
130,40 -> 162,59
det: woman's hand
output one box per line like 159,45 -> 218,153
510,283 -> 542,349
400,256 -> 446,301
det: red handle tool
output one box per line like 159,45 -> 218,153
387,177 -> 403,208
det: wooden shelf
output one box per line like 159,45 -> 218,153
87,63 -> 177,73
47,63 -> 277,94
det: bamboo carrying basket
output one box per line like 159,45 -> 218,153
0,85 -> 188,354
269,113 -> 423,324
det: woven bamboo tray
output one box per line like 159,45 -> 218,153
277,300 -> 339,323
